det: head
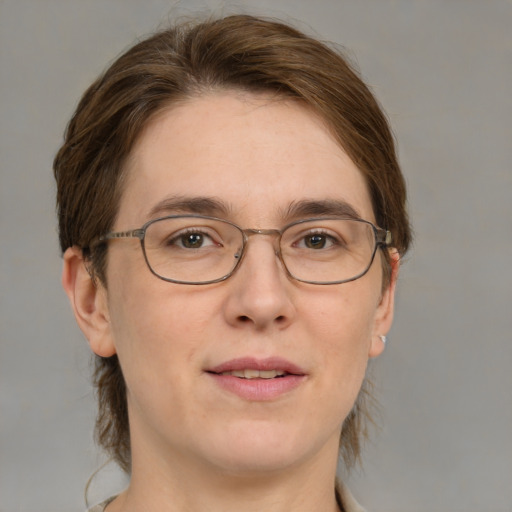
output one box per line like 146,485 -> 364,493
55,14 -> 411,474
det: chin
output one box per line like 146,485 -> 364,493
212,449 -> 306,476
201,420 -> 333,475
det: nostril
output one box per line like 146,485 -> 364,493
236,314 -> 288,326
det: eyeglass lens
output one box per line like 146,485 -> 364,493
141,216 -> 378,284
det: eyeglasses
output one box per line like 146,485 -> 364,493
94,215 -> 391,285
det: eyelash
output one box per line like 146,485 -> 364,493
167,228 -> 218,248
293,230 -> 343,249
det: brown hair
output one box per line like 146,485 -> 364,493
54,14 -> 411,474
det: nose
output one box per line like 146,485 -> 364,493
222,235 -> 296,331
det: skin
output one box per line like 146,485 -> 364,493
63,92 -> 398,512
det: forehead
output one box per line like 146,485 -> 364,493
118,92 -> 374,227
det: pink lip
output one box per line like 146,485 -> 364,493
208,357 -> 306,375
206,357 -> 307,401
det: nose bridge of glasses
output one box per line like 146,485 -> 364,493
243,228 -> 282,247
243,228 -> 282,237
236,228 -> 284,262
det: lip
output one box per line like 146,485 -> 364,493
206,357 -> 307,401
209,357 -> 306,375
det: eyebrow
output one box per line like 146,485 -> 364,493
147,195 -> 231,220
282,199 -> 362,221
147,196 -> 362,223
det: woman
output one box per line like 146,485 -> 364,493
54,14 -> 411,512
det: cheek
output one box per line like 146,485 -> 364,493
299,282 -> 380,396
105,267 -> 209,391
105,285 -> 217,444
106,244 -> 209,349
301,280 -> 379,350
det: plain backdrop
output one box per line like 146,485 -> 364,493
1,1 -> 511,511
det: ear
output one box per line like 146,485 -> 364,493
368,250 -> 400,358
62,246 -> 117,357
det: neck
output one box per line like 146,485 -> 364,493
108,436 -> 342,512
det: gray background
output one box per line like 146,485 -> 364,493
1,1 -> 511,511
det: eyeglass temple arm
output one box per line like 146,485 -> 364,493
89,228 -> 145,249
100,228 -> 145,241
377,229 -> 392,246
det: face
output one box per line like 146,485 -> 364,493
78,92 -> 395,477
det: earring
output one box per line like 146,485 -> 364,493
379,335 -> 387,345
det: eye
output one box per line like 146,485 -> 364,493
304,234 -> 329,249
295,231 -> 339,250
169,229 -> 218,249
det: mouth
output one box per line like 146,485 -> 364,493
207,356 -> 306,378
215,369 -> 289,379
206,357 -> 306,401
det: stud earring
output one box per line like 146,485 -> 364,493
379,335 -> 387,345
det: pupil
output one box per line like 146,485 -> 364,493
306,235 -> 326,249
182,233 -> 203,248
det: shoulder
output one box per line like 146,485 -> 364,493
86,496 -> 116,512
338,481 -> 368,512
